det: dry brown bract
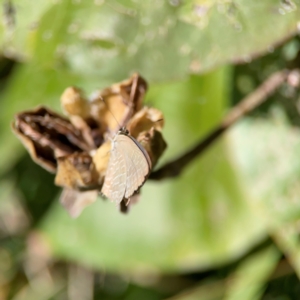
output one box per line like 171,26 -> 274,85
12,74 -> 167,217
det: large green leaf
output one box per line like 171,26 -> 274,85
224,247 -> 280,300
230,110 -> 300,277
165,246 -> 280,300
1,0 -> 299,82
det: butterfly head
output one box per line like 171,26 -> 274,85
118,127 -> 129,135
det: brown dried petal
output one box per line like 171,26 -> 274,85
126,106 -> 167,167
55,152 -> 100,190
12,107 -> 92,172
112,73 -> 147,112
127,107 -> 164,138
137,128 -> 167,167
60,188 -> 98,218
12,121 -> 57,173
60,87 -> 90,118
61,87 -> 101,149
89,73 -> 148,134
91,141 -> 111,185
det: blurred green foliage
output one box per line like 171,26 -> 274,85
1,0 -> 300,299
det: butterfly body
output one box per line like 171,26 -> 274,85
101,128 -> 151,204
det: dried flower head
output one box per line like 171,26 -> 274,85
12,74 -> 167,216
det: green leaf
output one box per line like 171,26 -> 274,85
225,247 -> 280,300
230,108 -> 300,277
1,1 -> 299,81
166,246 -> 280,300
0,0 -> 52,59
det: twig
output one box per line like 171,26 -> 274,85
150,69 -> 297,180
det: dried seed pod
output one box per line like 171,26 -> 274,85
12,73 -> 167,216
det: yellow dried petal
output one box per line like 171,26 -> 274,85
137,128 -> 167,167
92,141 -> 111,185
127,107 -> 164,139
55,152 -> 99,190
60,87 -> 90,119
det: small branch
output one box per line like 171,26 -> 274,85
150,69 -> 297,180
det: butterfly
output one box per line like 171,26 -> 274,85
101,127 -> 152,204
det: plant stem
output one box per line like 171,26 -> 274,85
150,69 -> 297,180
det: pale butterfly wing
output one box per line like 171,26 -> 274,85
101,131 -> 151,204
101,139 -> 127,203
117,134 -> 151,199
